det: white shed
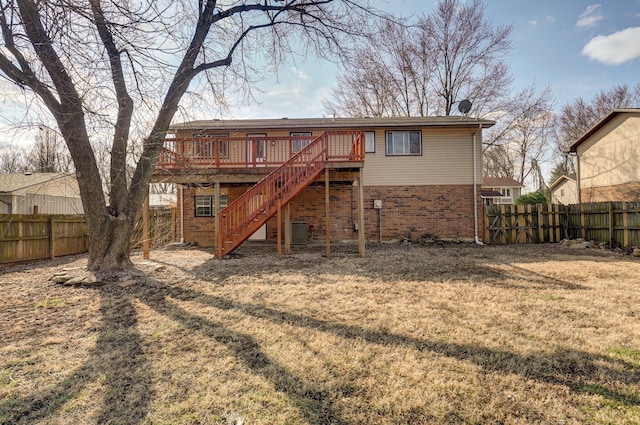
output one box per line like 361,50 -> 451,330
0,173 -> 84,215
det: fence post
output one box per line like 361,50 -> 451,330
608,201 -> 614,247
623,203 -> 629,247
537,205 -> 543,243
49,215 -> 55,260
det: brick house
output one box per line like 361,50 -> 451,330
569,108 -> 640,203
152,116 -> 494,257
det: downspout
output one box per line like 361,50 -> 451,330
473,124 -> 484,245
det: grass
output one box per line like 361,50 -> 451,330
0,243 -> 639,424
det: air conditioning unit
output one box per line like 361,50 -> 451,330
291,221 -> 307,245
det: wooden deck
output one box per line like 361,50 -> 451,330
155,131 -> 364,172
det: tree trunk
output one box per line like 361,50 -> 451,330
86,211 -> 135,276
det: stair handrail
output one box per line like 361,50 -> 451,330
216,130 -> 365,258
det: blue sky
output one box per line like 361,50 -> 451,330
230,0 -> 640,119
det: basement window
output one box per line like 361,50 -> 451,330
195,196 -> 212,217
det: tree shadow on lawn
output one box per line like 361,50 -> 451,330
138,286 -> 350,425
2,273 -> 635,424
0,285 -> 153,425
181,246 -> 588,291
155,282 -> 639,409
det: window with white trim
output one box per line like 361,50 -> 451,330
194,194 -> 228,217
365,131 -> 375,153
195,196 -> 212,217
385,131 -> 421,155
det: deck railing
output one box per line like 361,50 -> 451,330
157,131 -> 364,170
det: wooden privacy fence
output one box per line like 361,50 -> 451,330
485,202 -> 640,248
0,214 -> 89,264
1,209 -> 178,265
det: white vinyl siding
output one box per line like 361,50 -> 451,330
386,131 -> 421,155
364,128 -> 480,186
577,113 -> 640,189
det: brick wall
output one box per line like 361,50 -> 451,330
364,185 -> 479,241
180,183 -> 481,246
581,182 -> 640,203
181,185 -> 247,246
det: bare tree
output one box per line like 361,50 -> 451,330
554,83 -> 640,174
325,0 -> 513,118
483,84 -> 555,187
0,0 -> 375,276
24,127 -> 72,173
418,0 -> 512,116
0,144 -> 26,173
325,18 -> 432,117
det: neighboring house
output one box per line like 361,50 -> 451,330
549,174 -> 578,205
0,173 -> 83,215
569,108 -> 640,203
149,193 -> 177,210
152,116 -> 494,256
481,177 -> 523,205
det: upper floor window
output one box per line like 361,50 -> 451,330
365,131 -> 375,153
385,131 -> 421,156
291,132 -> 312,153
193,132 -> 229,159
501,188 -> 511,197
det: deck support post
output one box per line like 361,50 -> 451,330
358,167 -> 365,257
215,182 -> 221,252
284,203 -> 291,255
143,189 -> 150,260
277,199 -> 282,259
325,168 -> 331,258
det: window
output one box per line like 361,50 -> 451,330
385,131 -> 421,155
560,189 -> 565,197
195,196 -> 212,217
291,132 -> 312,153
500,188 -> 511,197
194,132 -> 229,159
194,194 -> 228,217
365,131 -> 375,153
219,195 -> 229,209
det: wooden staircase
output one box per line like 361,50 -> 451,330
216,131 -> 363,258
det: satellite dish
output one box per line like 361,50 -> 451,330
458,99 -> 472,114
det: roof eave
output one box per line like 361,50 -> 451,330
569,108 -> 640,152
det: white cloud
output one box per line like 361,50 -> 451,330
576,4 -> 603,28
545,16 -> 555,23
529,19 -> 538,28
582,27 -> 640,65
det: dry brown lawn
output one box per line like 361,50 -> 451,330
1,242 -> 639,424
